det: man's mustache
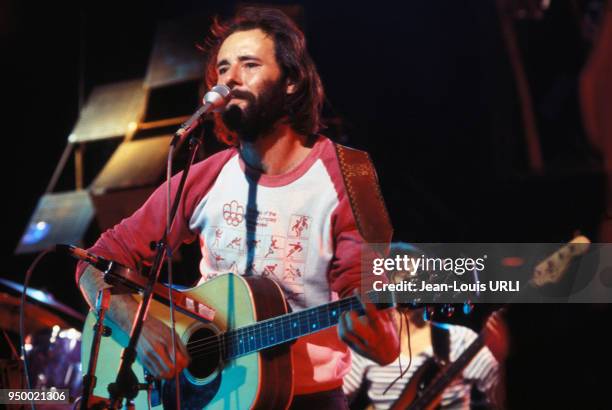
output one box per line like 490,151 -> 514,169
229,89 -> 256,103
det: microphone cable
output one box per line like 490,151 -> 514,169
383,310 -> 413,395
19,248 -> 55,410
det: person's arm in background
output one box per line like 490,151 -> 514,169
481,310 -> 509,409
342,351 -> 370,405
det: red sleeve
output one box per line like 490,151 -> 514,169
75,149 -> 236,283
328,194 -> 367,297
321,140 -> 389,298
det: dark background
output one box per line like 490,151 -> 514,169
1,0 -> 610,408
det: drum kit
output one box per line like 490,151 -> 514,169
0,277 -> 86,408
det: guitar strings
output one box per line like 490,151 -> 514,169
183,297 -> 361,358
184,296 -> 359,350
185,297 -> 359,358
187,298 -> 416,359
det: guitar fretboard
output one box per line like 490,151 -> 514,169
221,295 -> 366,359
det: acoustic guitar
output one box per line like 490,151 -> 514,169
82,271 -> 397,409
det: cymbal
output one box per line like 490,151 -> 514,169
0,292 -> 69,335
0,278 -> 85,323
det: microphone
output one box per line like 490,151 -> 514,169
173,84 -> 232,143
56,244 -> 113,273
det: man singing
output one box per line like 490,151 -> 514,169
77,7 -> 398,408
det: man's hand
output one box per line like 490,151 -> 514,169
78,266 -> 190,380
137,316 -> 190,380
338,298 -> 399,365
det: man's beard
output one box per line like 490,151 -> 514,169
221,77 -> 287,143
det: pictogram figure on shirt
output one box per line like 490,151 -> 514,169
212,228 -> 223,248
226,236 -> 242,251
211,251 -> 225,270
284,264 -> 303,282
265,237 -> 282,258
261,263 -> 279,278
289,215 -> 311,239
287,241 -> 304,258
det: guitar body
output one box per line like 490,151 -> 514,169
81,273 -> 293,409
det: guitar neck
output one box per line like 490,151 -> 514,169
222,294 -> 366,360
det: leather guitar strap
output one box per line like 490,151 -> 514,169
334,143 -> 393,248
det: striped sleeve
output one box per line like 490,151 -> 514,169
454,326 -> 500,406
343,351 -> 369,400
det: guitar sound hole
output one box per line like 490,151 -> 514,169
186,327 -> 221,379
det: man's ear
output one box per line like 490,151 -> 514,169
286,79 -> 297,95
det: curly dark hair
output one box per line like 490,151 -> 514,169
201,7 -> 324,145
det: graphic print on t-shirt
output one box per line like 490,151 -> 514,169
265,235 -> 285,258
212,228 -> 223,248
222,200 -> 244,227
203,209 -> 313,304
210,250 -> 225,270
225,235 -> 243,251
289,215 -> 311,239
286,241 -> 307,261
284,263 -> 304,281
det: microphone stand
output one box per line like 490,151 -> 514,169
106,119 -> 206,409
80,289 -> 112,410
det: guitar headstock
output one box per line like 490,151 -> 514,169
529,235 -> 591,288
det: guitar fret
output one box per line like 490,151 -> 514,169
256,325 -> 262,351
240,330 -> 245,355
244,327 -> 249,353
234,331 -> 240,356
324,303 -> 332,328
311,309 -> 319,331
300,310 -> 310,336
238,328 -> 244,355
260,325 -> 266,348
291,313 -> 300,338
284,316 -> 291,340
248,325 -> 254,353
269,322 -> 274,345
